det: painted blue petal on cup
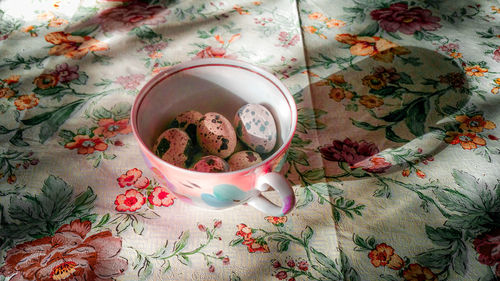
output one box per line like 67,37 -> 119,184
201,184 -> 248,208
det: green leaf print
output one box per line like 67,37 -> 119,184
405,98 -> 430,136
0,175 -> 96,255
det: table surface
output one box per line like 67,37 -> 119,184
1,0 -> 499,280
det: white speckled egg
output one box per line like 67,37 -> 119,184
192,155 -> 230,173
228,150 -> 263,171
234,104 -> 277,154
153,128 -> 193,168
169,110 -> 203,140
197,112 -> 236,158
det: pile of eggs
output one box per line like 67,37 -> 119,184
152,104 -> 277,173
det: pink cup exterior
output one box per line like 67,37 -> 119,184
131,59 -> 296,211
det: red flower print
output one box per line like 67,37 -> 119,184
272,260 -> 281,268
222,257 -> 230,265
97,1 -> 170,32
370,3 -> 441,35
214,220 -> 222,228
403,263 -> 437,281
0,220 -> 127,281
319,138 -> 380,166
198,224 -> 207,232
117,168 -> 142,187
473,229 -> 500,277
148,186 -> 175,207
416,169 -> 426,178
298,260 -> 309,271
275,270 -> 287,280
64,135 -> 108,154
236,223 -> 253,240
287,259 -> 295,267
368,243 -> 404,270
115,189 -> 146,212
93,118 -> 132,138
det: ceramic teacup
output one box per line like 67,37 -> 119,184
131,58 -> 297,216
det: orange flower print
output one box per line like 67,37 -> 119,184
362,74 -> 387,90
359,95 -> 384,108
416,169 -> 426,179
252,1 -> 261,5
492,87 -> 499,94
233,5 -> 249,15
329,88 -> 346,102
445,131 -> 486,150
0,88 -> 15,99
3,75 -> 20,84
449,52 -> 462,58
48,18 -> 68,27
236,223 -> 253,240
152,66 -> 170,75
465,65 -> 488,77
325,19 -> 345,28
373,46 -> 411,63
14,94 -> 39,110
455,115 -> 496,133
308,12 -> 326,21
22,25 -> 37,37
335,34 -> 399,58
64,135 -> 108,154
402,169 -> 410,177
244,239 -> 270,253
34,73 -> 58,89
264,216 -> 287,226
45,31 -> 108,60
369,243 -> 395,267
303,26 -> 317,34
403,264 -> 437,281
115,189 -> 146,212
93,118 -> 132,138
148,186 -> 175,207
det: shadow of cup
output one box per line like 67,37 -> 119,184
299,46 -> 470,180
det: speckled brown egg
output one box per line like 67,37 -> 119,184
153,128 -> 193,168
169,110 -> 203,140
228,150 -> 263,171
192,155 -> 230,173
196,112 -> 236,158
234,104 -> 277,154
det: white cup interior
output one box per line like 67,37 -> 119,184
136,62 -> 295,159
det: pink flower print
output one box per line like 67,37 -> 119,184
194,46 -> 237,59
115,74 -> 145,90
51,63 -> 79,83
278,31 -> 300,48
370,3 -> 441,35
493,47 -> 500,63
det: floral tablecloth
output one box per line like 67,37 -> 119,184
1,0 -> 499,280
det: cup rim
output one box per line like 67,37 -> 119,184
131,58 -> 298,175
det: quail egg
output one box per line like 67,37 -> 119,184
153,128 -> 193,168
228,150 -> 263,171
234,104 -> 277,154
197,112 -> 236,159
192,155 -> 230,173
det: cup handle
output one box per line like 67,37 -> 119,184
247,172 -> 295,216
